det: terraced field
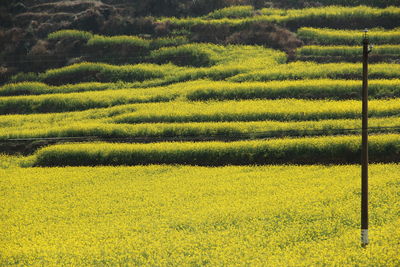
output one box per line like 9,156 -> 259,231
1,3 -> 399,265
2,22 -> 399,163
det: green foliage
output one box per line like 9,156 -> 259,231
309,0 -> 400,7
167,6 -> 400,30
47,30 -> 94,41
2,117 -> 399,141
86,35 -> 151,64
33,134 -> 400,166
149,37 -> 189,49
39,62 -> 172,85
0,82 -> 50,96
150,44 -> 218,67
280,6 -> 400,29
297,27 -> 400,45
113,99 -> 400,123
0,87 -> 178,114
205,5 -> 255,19
87,35 -> 150,48
186,79 -> 400,100
9,72 -> 40,83
297,45 -> 400,56
229,62 -> 400,81
30,45 -> 284,85
0,104 -> 138,132
0,82 -> 133,96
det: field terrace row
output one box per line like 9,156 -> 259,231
2,19 -> 399,165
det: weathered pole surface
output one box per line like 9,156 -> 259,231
361,30 -> 369,247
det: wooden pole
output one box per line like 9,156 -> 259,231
361,30 -> 369,247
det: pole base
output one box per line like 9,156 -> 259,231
361,229 -> 369,247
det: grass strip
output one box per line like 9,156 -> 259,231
297,27 -> 400,45
114,99 -> 400,123
0,88 -> 178,114
33,134 -> 400,166
186,79 -> 400,100
229,62 -> 400,82
1,117 -> 399,141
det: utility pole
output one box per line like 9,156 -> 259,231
361,29 -> 371,247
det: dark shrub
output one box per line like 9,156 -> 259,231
191,23 -> 232,43
226,22 -> 303,52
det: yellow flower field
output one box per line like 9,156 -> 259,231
1,164 -> 399,265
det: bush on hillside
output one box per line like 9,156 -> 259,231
70,7 -> 106,32
190,23 -> 233,43
150,45 -> 216,67
150,37 -> 189,50
47,30 -> 94,41
101,16 -> 157,36
9,72 -> 40,83
40,62 -> 165,85
85,35 -> 150,64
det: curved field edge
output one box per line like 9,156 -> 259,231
113,98 -> 400,123
1,164 -> 399,265
163,6 -> 400,29
0,88 -> 178,115
3,79 -> 400,101
25,45 -> 285,85
2,117 -> 400,141
228,62 -> 400,82
32,134 -> 400,166
297,27 -> 400,45
2,80 -> 400,114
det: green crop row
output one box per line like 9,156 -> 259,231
48,29 -> 290,67
205,5 -> 255,19
39,62 -> 178,85
297,27 -> 400,45
47,31 -> 190,65
0,104 -> 138,130
48,30 -> 188,50
165,6 -> 400,30
229,62 -> 400,82
2,98 -> 399,136
0,82 -> 139,96
85,35 -> 150,64
87,35 -> 150,49
0,87 -> 179,114
278,6 -> 400,29
297,45 -> 400,57
47,29 -> 94,41
114,99 -> 400,123
204,5 -> 400,20
149,44 -> 219,67
148,43 -> 285,68
33,134 -> 400,166
22,45 -> 284,85
2,117 -> 399,141
185,79 -> 400,100
7,78 -> 400,100
302,0 -> 400,7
